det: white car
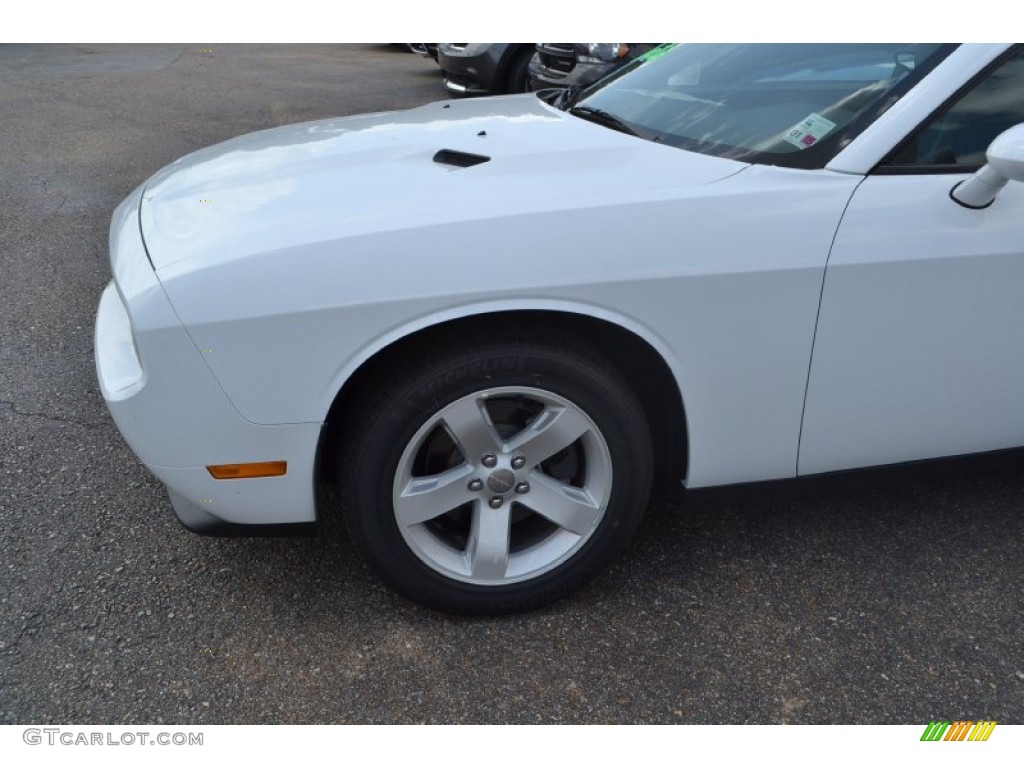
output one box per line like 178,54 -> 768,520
95,44 -> 1024,614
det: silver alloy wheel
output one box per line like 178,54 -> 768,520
392,386 -> 613,585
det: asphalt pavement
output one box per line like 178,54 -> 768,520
0,44 -> 1021,724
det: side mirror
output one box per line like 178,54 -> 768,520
951,123 -> 1024,209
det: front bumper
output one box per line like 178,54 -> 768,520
95,188 -> 321,531
438,46 -> 502,95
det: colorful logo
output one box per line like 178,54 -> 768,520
921,721 -> 997,742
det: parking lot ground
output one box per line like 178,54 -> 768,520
1,44 -> 1022,724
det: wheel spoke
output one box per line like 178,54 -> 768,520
466,503 -> 512,580
394,464 -> 474,527
439,396 -> 502,463
521,471 -> 603,536
504,405 -> 590,465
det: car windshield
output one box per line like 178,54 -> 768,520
559,43 -> 956,169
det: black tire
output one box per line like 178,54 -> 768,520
338,329 -> 653,615
503,47 -> 536,94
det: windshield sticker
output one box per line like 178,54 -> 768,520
637,44 -> 677,63
782,112 -> 837,149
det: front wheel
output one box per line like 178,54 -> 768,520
338,333 -> 654,614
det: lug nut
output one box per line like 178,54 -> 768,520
488,496 -> 504,509
515,482 -> 530,494
511,455 -> 526,470
468,478 -> 483,492
481,453 -> 498,468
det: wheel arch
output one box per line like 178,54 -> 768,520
497,43 -> 536,72
318,305 -> 689,495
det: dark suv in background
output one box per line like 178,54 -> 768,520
529,44 -> 660,90
437,44 -> 537,95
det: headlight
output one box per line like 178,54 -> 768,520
577,44 -> 630,63
95,283 -> 144,399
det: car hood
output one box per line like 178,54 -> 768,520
139,95 -> 747,272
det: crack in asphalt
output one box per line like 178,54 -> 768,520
21,172 -> 70,214
0,399 -> 107,429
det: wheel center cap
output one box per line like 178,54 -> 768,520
486,468 -> 516,494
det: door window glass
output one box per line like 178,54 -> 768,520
884,47 -> 1024,169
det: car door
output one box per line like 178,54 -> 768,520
799,47 -> 1024,475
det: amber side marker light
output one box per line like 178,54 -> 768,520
207,461 -> 287,480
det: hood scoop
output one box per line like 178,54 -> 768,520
433,149 -> 490,168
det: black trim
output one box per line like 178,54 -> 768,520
874,163 -> 982,176
948,180 -> 995,210
179,519 -> 319,538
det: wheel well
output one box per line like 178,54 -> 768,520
319,311 -> 687,491
499,44 -> 535,70
499,45 -> 536,93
